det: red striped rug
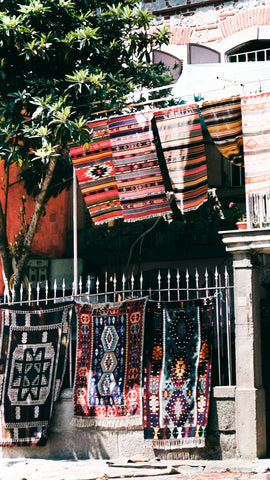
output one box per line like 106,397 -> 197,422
154,105 -> 208,213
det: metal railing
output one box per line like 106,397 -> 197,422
227,47 -> 270,63
247,192 -> 270,229
3,266 -> 235,388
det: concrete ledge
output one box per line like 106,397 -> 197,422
220,228 -> 270,254
0,388 -> 237,460
213,386 -> 236,398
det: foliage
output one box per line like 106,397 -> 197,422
0,0 -> 171,195
0,0 -> 171,287
227,202 -> 246,224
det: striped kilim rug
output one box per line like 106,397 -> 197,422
73,297 -> 147,428
153,105 -> 208,213
200,96 -> 243,167
0,303 -> 73,446
70,119 -> 123,224
143,299 -> 213,449
241,92 -> 270,222
108,113 -> 171,221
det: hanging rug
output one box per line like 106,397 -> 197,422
108,113 -> 171,222
70,119 -> 123,225
200,95 -> 243,167
143,299 -> 213,449
73,297 -> 147,428
0,302 -> 73,446
153,104 -> 208,213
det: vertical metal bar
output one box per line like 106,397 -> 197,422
4,281 -> 9,304
79,276 -> 82,296
219,273 -> 224,382
195,268 -> 199,299
87,275 -> 91,296
28,283 -> 31,305
62,279 -> 65,299
113,274 -> 116,303
69,307 -> 73,388
20,283 -> 23,306
215,266 -> 222,385
158,270 -> 161,302
140,272 -> 143,297
11,284 -> 15,304
105,272 -> 108,303
131,272 -> 134,298
122,273 -> 126,301
73,166 -> 78,296
37,282 -> 40,306
186,269 -> 189,301
96,277 -> 100,300
54,279 -> 57,303
45,280 -> 48,305
205,267 -> 209,298
225,266 -> 232,385
176,269 -> 180,301
167,269 -> 171,302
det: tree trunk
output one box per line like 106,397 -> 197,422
13,157 -> 58,297
0,200 -> 13,290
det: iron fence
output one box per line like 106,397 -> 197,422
3,266 -> 235,388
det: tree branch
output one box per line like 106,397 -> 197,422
0,200 -> 13,286
14,156 -> 58,287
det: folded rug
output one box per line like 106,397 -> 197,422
200,96 -> 243,167
0,302 -> 73,446
70,119 -> 123,224
153,105 -> 208,213
143,299 -> 213,449
108,113 -> 171,221
73,297 -> 147,428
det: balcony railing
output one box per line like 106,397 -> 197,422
227,47 -> 270,63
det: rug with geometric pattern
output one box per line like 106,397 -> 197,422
143,299 -> 213,449
0,302 -> 73,446
73,297 -> 147,428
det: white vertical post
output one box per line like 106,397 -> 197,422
73,166 -> 78,296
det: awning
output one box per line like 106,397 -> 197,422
172,62 -> 270,101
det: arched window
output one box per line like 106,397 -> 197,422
188,44 -> 220,64
227,40 -> 270,63
153,50 -> 182,83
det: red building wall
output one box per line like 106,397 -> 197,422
0,163 -> 70,294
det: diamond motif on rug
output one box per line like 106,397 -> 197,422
0,303 -> 73,446
73,298 -> 147,428
143,300 -> 213,449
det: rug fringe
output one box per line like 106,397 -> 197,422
71,416 -> 143,429
150,437 -> 205,450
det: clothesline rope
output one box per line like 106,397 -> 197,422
87,75 -> 270,121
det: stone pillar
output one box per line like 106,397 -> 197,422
220,229 -> 270,459
232,252 -> 266,459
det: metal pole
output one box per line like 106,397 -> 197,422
73,166 -> 78,296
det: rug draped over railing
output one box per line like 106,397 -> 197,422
199,96 -> 243,167
108,113 -> 171,221
73,297 -> 147,428
143,299 -> 213,449
241,92 -> 270,227
70,119 -> 123,225
0,302 -> 73,446
70,104 -> 208,224
153,105 -> 208,213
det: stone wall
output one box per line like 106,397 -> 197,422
145,0 -> 270,64
0,386 -> 236,460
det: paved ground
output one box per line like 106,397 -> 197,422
1,458 -> 270,480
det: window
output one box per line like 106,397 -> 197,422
188,44 -> 220,64
229,163 -> 245,187
227,40 -> 270,63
